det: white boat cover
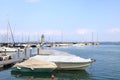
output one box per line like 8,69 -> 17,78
13,58 -> 57,69
33,50 -> 92,63
37,50 -> 73,56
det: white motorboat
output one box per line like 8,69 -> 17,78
0,47 -> 17,53
32,50 -> 95,70
0,53 -> 12,68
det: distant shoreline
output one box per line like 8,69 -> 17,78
100,42 -> 120,45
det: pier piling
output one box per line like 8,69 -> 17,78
37,48 -> 39,55
30,48 -> 32,57
5,49 -> 6,55
17,48 -> 20,58
24,48 -> 27,58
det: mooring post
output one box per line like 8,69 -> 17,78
37,48 -> 39,55
5,49 -> 6,55
30,47 -> 32,57
24,47 -> 27,58
18,48 -> 20,58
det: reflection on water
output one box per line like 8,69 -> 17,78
11,70 -> 90,80
11,71 -> 52,80
53,70 -> 90,80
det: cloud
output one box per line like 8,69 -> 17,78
0,29 -> 28,36
42,30 -> 62,36
4,29 -> 62,37
109,28 -> 120,33
76,29 -> 93,35
0,29 -> 7,35
25,0 -> 40,3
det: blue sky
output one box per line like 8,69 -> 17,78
0,0 -> 120,42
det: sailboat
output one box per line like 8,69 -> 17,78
0,20 -> 17,53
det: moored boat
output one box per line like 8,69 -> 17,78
0,53 -> 12,68
0,53 -> 12,61
12,58 -> 57,73
32,50 -> 95,70
0,47 -> 17,53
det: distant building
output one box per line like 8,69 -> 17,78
41,34 -> 45,44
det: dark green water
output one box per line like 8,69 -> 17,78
0,45 -> 120,80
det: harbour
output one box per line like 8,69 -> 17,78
0,43 -> 120,80
0,0 -> 120,80
0,41 -> 97,69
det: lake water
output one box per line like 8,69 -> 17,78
0,44 -> 120,80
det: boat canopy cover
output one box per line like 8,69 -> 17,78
13,58 -> 57,69
37,50 -> 73,56
33,50 -> 92,63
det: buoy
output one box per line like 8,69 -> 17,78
51,74 -> 55,80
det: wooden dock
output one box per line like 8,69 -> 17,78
0,58 -> 24,66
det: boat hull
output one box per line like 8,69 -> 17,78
12,67 -> 55,73
32,50 -> 95,70
55,62 -> 92,70
0,47 -> 17,53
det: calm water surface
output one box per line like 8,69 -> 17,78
0,45 -> 120,80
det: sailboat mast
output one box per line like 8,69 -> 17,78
7,23 -> 9,43
7,20 -> 15,44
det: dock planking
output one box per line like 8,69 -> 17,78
0,59 -> 24,66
